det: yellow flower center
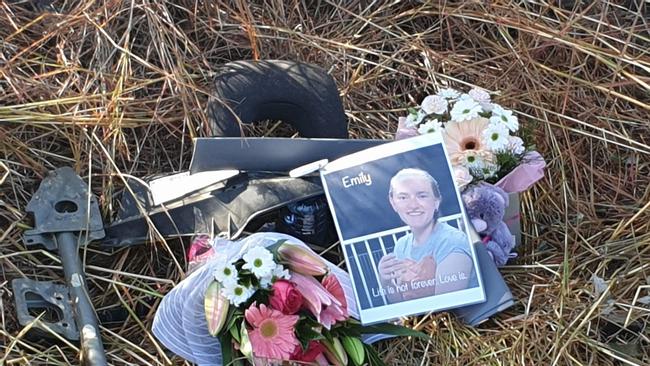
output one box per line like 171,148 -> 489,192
260,320 -> 277,338
254,259 -> 263,268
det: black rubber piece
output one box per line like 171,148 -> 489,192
207,60 -> 348,138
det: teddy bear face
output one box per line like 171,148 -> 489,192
462,185 -> 507,235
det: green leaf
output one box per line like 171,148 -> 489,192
267,239 -> 288,257
218,333 -> 233,365
364,344 -> 387,366
229,321 -> 240,343
224,308 -> 242,339
295,320 -> 325,350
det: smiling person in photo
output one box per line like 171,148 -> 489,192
378,168 -> 476,302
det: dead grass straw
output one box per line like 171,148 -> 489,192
1,0 -> 649,364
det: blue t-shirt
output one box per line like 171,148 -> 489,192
394,222 -> 470,262
393,222 -> 478,288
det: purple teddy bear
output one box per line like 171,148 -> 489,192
462,183 -> 516,266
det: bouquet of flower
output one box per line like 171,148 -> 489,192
396,87 -> 545,193
152,232 -> 425,366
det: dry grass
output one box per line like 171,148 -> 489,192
1,0 -> 649,365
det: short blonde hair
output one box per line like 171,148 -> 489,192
389,168 -> 441,198
389,168 -> 442,221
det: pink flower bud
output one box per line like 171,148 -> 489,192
204,281 -> 229,335
277,243 -> 328,276
322,337 -> 348,366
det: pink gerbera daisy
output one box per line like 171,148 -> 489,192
442,117 -> 489,156
244,303 -> 299,361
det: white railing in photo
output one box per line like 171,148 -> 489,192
344,214 -> 465,308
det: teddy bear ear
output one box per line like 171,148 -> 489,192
461,187 -> 477,204
475,181 -> 507,205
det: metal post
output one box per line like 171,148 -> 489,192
57,232 -> 108,366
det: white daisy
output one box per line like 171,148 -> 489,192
403,112 -> 419,128
468,88 -> 491,104
506,135 -> 525,154
482,123 -> 510,151
213,261 -> 238,286
260,264 -> 291,288
242,246 -> 275,279
272,263 -> 290,280
490,105 -> 519,132
417,119 -> 442,134
222,283 -> 255,306
420,95 -> 448,115
478,163 -> 499,179
437,87 -> 460,100
450,98 -> 482,122
451,150 -> 494,170
458,93 -> 473,101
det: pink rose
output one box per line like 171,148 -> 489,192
269,279 -> 303,315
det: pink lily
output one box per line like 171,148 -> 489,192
322,275 -> 347,312
277,243 -> 328,276
319,275 -> 349,329
290,272 -> 340,319
319,302 -> 348,329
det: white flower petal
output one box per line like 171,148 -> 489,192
437,88 -> 460,100
420,95 -> 448,115
222,283 -> 255,306
242,246 -> 275,279
489,107 -> 519,132
482,124 -> 510,151
450,99 -> 482,122
468,88 -> 491,103
507,136 -> 525,154
403,113 -> 418,127
417,119 -> 442,134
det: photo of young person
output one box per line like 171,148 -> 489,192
378,168 -> 477,303
319,134 -> 484,323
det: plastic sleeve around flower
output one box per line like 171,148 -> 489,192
494,151 -> 546,193
152,232 -> 363,366
395,116 -> 419,140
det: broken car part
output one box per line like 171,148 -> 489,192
103,172 -> 325,247
103,138 -> 384,248
189,137 -> 384,173
13,167 -> 108,366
